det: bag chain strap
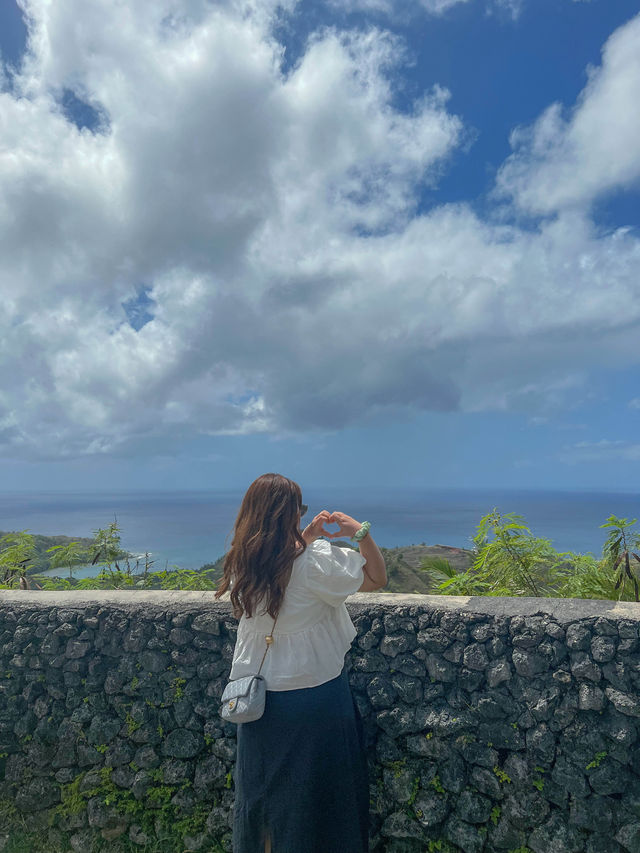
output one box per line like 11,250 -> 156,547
255,614 -> 278,678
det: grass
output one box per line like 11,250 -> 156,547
0,798 -> 227,853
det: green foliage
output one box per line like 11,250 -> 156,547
378,547 -> 433,594
4,510 -> 640,601
548,551 -> 614,600
420,509 -> 559,596
549,515 -> 640,601
493,765 -> 512,784
171,677 -> 186,700
0,530 -> 97,579
600,515 -> 640,600
407,776 -> 420,806
0,516 -> 219,592
46,540 -> 89,579
418,557 -> 467,589
21,766 -> 228,853
134,565 -> 218,591
90,519 -> 123,566
429,774 -> 445,794
426,839 -> 457,852
586,750 -> 607,770
420,508 -> 640,602
125,712 -> 141,735
470,509 -> 557,596
384,758 -> 407,778
0,530 -> 36,587
455,732 -> 475,745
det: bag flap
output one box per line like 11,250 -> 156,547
221,675 -> 265,702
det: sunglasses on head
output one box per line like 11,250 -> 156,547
300,503 -> 308,517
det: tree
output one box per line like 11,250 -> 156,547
90,519 -> 123,568
0,531 -> 36,588
46,541 -> 89,580
422,509 -> 559,597
420,508 -> 640,603
600,515 -> 640,601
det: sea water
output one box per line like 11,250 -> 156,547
0,488 -> 637,578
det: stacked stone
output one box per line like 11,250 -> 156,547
1,594 -> 640,853
0,602 -> 239,852
346,604 -> 640,853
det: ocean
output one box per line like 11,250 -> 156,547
0,488 -> 638,579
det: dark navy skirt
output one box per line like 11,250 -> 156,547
233,665 -> 370,853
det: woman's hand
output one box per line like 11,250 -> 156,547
301,510 -> 334,545
325,511 -> 361,540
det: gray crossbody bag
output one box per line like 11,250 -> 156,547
220,614 -> 278,724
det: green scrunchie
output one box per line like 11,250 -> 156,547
353,521 -> 371,542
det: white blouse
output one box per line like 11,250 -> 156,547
228,538 -> 366,691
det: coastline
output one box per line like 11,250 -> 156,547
26,543 -> 475,598
1,488 -> 632,571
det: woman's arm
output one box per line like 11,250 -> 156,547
356,531 -> 387,591
328,511 -> 387,592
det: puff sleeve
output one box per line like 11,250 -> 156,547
305,539 -> 366,607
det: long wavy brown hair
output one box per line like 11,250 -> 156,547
214,473 -> 306,620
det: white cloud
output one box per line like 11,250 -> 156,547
418,0 -> 471,11
560,440 -> 640,464
324,0 -> 520,19
0,3 -> 640,460
629,398 -> 640,410
324,0 -> 470,17
496,12 -> 640,214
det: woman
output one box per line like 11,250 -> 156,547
215,473 -> 387,853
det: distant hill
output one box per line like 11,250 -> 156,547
0,531 -> 96,575
378,544 -> 474,593
0,531 -> 128,575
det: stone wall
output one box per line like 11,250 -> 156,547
1,590 -> 640,853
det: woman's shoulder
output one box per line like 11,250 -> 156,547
292,539 -> 329,572
298,538 -> 335,563
301,538 -> 364,572
293,538 -> 329,558
299,538 -> 366,605
307,538 -> 332,554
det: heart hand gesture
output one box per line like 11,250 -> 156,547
301,510 -> 361,544
325,511 -> 361,540
301,510 -> 335,545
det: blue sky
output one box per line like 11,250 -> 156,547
0,0 -> 639,493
